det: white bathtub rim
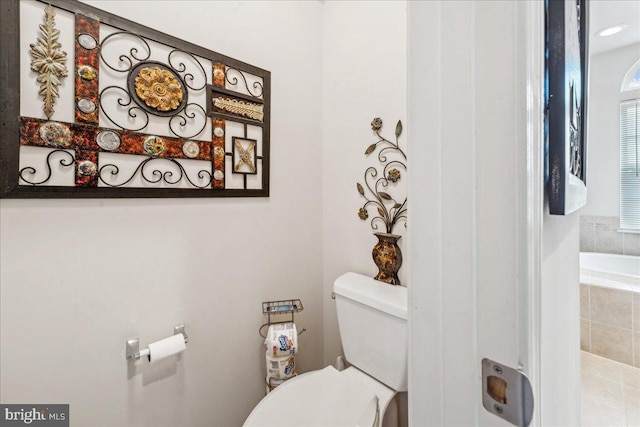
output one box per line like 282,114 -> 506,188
580,252 -> 640,274
579,252 -> 640,293
579,271 -> 640,293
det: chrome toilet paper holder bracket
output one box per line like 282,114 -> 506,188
259,323 -> 307,338
126,324 -> 189,361
259,299 -> 306,338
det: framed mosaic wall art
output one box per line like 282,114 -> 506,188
0,0 -> 271,198
545,0 -> 589,215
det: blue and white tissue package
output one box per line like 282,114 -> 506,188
264,322 -> 298,356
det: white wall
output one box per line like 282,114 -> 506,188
583,43 -> 640,216
1,2 -> 324,426
540,209 -> 581,426
321,1 -> 407,365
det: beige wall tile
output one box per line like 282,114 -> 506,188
595,217 -> 621,228
580,223 -> 595,252
634,292 -> 640,332
590,286 -> 633,329
580,215 -> 599,225
624,384 -> 640,426
581,319 -> 591,351
581,284 -> 590,319
623,233 -> 640,256
591,322 -> 633,366
635,332 -> 640,368
595,223 -> 624,254
581,351 -> 621,382
620,363 -> 640,389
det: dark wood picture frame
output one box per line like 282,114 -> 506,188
0,0 -> 271,199
546,0 -> 589,215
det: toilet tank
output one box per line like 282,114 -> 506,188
334,272 -> 408,392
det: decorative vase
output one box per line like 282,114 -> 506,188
372,232 -> 402,286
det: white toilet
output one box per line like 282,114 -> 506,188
244,272 -> 408,427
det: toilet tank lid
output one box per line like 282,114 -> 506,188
334,272 -> 407,320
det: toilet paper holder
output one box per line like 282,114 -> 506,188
259,299 -> 306,338
126,324 -> 189,361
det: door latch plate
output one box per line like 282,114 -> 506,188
481,358 -> 534,427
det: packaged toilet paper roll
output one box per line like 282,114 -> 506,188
265,375 -> 288,393
264,322 -> 298,356
265,350 -> 296,379
147,333 -> 186,364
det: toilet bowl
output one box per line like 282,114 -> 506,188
244,365 -> 397,427
244,273 -> 408,427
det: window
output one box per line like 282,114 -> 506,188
621,59 -> 640,92
620,99 -> 640,231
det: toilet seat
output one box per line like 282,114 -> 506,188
244,366 -> 379,427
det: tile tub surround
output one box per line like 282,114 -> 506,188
581,351 -> 640,427
580,215 -> 640,256
581,283 -> 640,367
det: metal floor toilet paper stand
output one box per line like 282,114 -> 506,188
259,299 -> 306,393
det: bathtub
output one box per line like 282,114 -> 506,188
579,252 -> 640,293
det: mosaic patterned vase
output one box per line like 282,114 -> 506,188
372,233 -> 402,286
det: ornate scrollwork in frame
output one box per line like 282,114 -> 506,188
98,157 -> 214,189
98,33 -> 208,140
19,149 -> 75,185
225,67 -> 264,99
0,0 -> 271,198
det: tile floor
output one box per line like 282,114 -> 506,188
582,351 -> 640,427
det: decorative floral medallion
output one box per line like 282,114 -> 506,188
214,146 -> 225,162
213,126 -> 225,138
77,98 -> 96,114
387,168 -> 401,182
77,34 -> 97,50
77,160 -> 97,176
213,170 -> 224,181
358,208 -> 369,220
182,140 -> 200,158
96,130 -> 121,151
39,122 -> 72,147
134,66 -> 184,112
29,5 -> 68,119
143,136 -> 165,156
77,64 -> 97,81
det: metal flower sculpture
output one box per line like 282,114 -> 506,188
134,67 -> 184,112
29,5 -> 68,119
357,117 -> 407,234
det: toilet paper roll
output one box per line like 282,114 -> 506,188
265,375 -> 288,393
265,350 -> 296,379
148,333 -> 186,364
264,322 -> 298,356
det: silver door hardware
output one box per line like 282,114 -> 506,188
481,358 -> 534,427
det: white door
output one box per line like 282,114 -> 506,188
407,1 -> 581,426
